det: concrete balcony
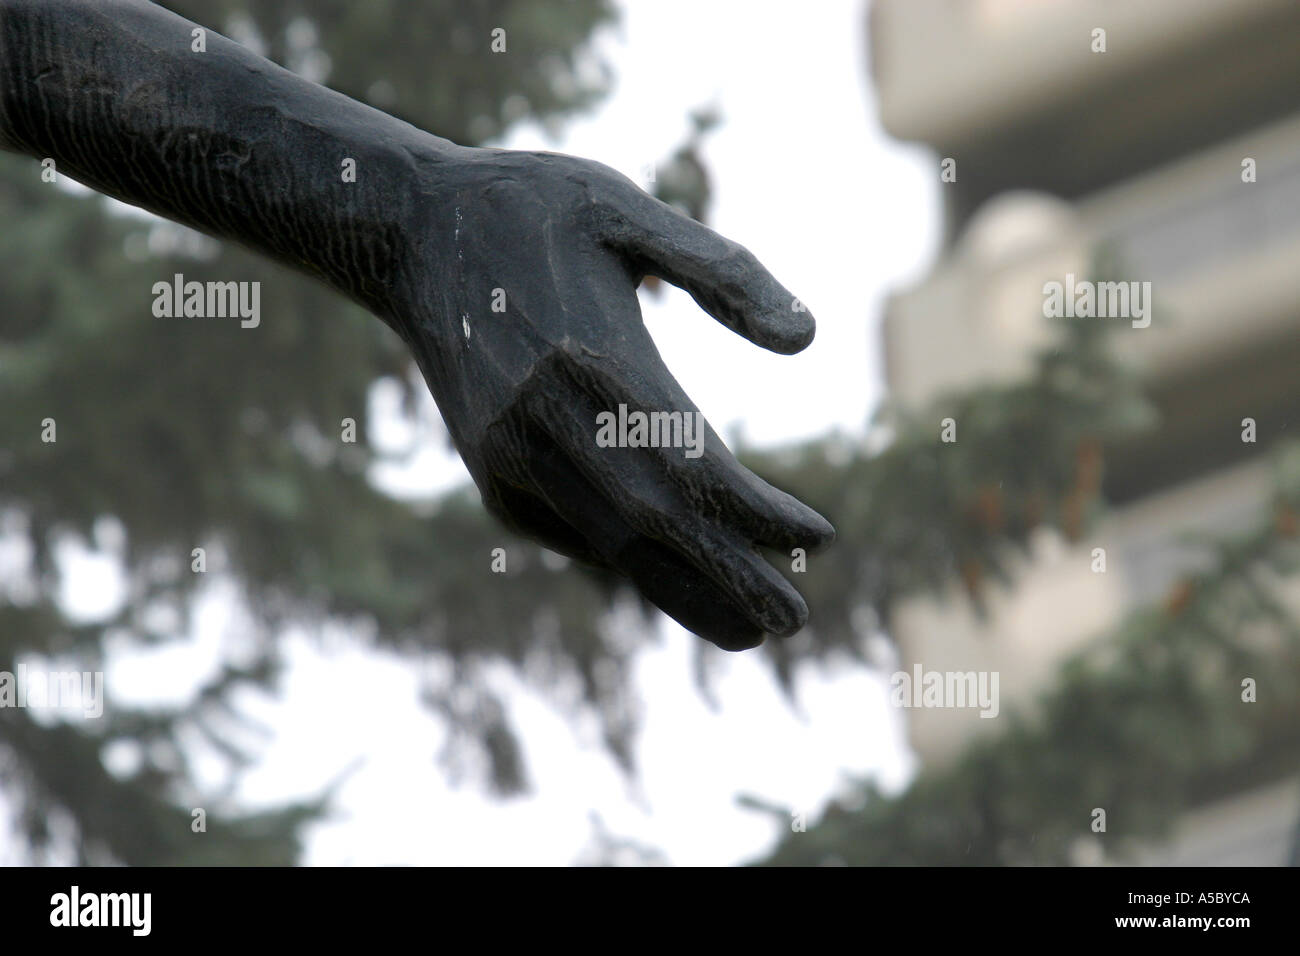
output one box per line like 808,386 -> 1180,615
883,113 -> 1300,499
869,0 -> 1300,236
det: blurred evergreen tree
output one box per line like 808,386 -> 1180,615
739,271 -> 1300,866
750,457 -> 1300,864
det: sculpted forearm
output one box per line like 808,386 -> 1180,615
0,0 -> 459,316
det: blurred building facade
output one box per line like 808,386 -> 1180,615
870,0 -> 1300,864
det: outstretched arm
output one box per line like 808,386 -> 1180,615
0,0 -> 834,650
0,0 -> 451,318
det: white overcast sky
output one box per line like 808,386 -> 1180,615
14,0 -> 943,866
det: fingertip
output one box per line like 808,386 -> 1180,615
781,507 -> 834,552
751,488 -> 835,552
803,510 -> 835,551
753,301 -> 815,355
735,558 -> 810,638
710,629 -> 767,652
764,587 -> 809,638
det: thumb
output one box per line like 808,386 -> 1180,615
597,186 -> 815,354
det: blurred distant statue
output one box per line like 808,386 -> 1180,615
0,0 -> 833,650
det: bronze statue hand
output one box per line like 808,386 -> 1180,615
399,148 -> 834,649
